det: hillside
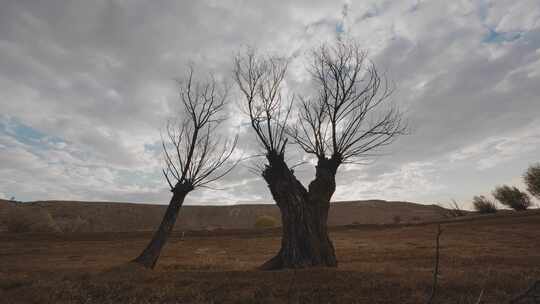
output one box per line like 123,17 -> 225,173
0,199 -> 447,233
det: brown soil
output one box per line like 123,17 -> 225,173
1,210 -> 539,303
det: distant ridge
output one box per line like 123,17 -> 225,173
0,199 -> 446,233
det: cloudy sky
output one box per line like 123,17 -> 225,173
1,0 -> 539,208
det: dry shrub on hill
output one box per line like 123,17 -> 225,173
254,215 -> 279,229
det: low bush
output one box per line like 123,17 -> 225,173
472,195 -> 497,214
254,215 -> 279,229
438,200 -> 466,218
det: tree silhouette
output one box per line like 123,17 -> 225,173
492,185 -> 531,211
524,163 -> 540,200
133,67 -> 238,269
234,41 -> 407,269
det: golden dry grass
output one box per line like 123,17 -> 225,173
0,211 -> 539,303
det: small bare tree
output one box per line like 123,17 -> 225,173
133,68 -> 238,269
234,41 -> 407,269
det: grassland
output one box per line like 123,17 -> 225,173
1,210 -> 539,303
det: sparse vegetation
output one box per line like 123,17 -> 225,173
438,200 -> 466,218
254,215 -> 279,229
492,185 -> 531,211
392,215 -> 401,224
472,195 -> 497,214
524,163 -> 540,199
448,199 -> 466,217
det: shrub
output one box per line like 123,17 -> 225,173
524,163 -> 540,199
492,185 -> 531,211
438,200 -> 466,218
254,215 -> 279,229
472,195 -> 497,214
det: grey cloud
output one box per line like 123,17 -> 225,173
1,0 -> 539,207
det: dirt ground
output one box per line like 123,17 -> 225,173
1,211 -> 539,303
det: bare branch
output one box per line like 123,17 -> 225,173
162,168 -> 174,191
234,48 -> 292,157
162,67 -> 238,190
290,40 -> 408,166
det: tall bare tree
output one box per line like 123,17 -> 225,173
133,68 -> 238,269
234,41 -> 407,270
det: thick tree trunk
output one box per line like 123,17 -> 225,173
132,186 -> 191,269
307,156 -> 340,267
259,152 -> 339,270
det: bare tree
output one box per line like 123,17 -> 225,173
234,41 -> 407,270
133,68 -> 238,269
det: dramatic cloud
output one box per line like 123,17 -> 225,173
1,0 -> 539,208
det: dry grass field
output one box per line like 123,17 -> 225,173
1,210 -> 539,303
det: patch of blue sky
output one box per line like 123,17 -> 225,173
0,115 -> 67,150
144,142 -> 162,153
476,0 -> 490,22
114,168 -> 162,187
336,22 -> 345,34
483,28 -> 523,44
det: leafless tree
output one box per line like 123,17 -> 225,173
234,41 -> 407,270
133,67 -> 238,269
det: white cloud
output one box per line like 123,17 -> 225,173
449,118 -> 540,170
1,0 -> 539,204
485,0 -> 540,32
335,161 -> 444,202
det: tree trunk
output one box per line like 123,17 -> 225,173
307,156 -> 340,267
259,152 -> 339,270
132,187 -> 191,269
